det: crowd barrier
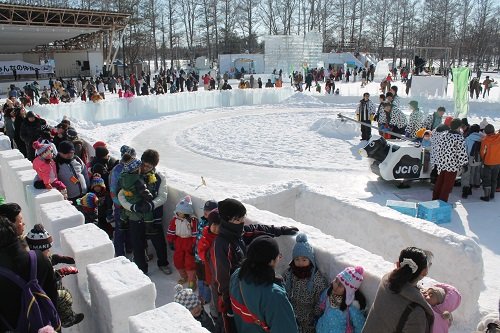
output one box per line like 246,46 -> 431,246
31,88 -> 295,124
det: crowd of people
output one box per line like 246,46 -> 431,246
0,110 -> 498,333
0,65 -> 499,332
356,85 -> 500,202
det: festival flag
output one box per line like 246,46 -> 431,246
452,67 -> 470,119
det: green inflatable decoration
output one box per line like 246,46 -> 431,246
452,67 -> 470,119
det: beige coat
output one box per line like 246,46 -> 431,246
362,273 -> 434,333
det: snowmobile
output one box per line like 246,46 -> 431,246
338,113 -> 431,182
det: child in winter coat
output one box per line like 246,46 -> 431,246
282,233 -> 328,333
119,155 -> 154,232
316,266 -> 367,333
167,196 -> 198,290
25,224 -> 84,328
198,208 -> 221,318
76,192 -> 99,224
89,173 -> 113,238
173,284 -> 216,332
195,200 -> 218,305
422,283 -> 462,333
32,141 -> 67,199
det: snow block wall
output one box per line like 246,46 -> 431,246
31,89 -> 295,124
244,184 -> 482,323
129,302 -> 210,333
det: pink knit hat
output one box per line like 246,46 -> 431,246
336,266 -> 364,305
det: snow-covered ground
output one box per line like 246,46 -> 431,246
6,72 -> 500,331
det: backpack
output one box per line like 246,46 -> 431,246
470,140 -> 482,163
0,250 -> 61,333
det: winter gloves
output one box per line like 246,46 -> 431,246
51,254 -> 75,265
56,266 -> 79,279
134,179 -> 154,201
279,226 -> 299,235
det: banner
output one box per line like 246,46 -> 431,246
0,61 -> 54,76
452,67 -> 470,119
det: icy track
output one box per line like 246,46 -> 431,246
31,77 -> 500,332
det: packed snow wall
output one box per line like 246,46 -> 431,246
31,88 -> 295,124
244,184 -> 483,325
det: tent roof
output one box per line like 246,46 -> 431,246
0,24 -> 100,53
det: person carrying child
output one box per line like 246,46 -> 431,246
25,224 -> 84,328
167,195 -> 198,290
32,141 -> 67,199
316,266 -> 367,333
118,155 -> 155,233
282,233 -> 328,333
422,283 -> 461,333
173,284 -> 216,332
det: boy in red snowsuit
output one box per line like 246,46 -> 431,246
167,195 -> 198,290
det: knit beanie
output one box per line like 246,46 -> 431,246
444,116 -> 454,127
246,235 -> 280,265
91,174 -> 105,190
93,141 -> 107,150
120,145 -> 136,158
58,141 -> 75,154
33,141 -> 52,157
207,209 -> 221,226
336,266 -> 364,306
450,118 -> 462,131
173,284 -> 200,310
480,118 -> 489,130
292,233 -> 315,266
408,100 -> 419,110
26,224 -> 53,251
484,124 -> 495,135
122,157 -> 141,173
94,146 -> 109,159
175,195 -> 194,215
218,198 -> 246,222
416,128 -> 426,139
66,128 -> 78,140
76,192 -> 99,209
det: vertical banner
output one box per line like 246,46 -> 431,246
452,67 -> 470,119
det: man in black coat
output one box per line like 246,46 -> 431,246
20,111 -> 46,161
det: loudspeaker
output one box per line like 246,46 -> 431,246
76,60 -> 81,66
82,61 -> 90,70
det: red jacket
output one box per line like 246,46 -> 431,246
166,216 -> 198,244
198,226 -> 217,284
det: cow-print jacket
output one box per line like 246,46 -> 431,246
377,105 -> 408,129
406,110 -> 423,139
432,129 -> 468,173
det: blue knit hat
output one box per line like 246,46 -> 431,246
123,157 -> 141,173
292,233 -> 315,267
120,145 -> 136,158
91,174 -> 105,190
175,195 -> 194,215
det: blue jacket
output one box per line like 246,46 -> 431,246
316,289 -> 366,333
109,163 -> 124,206
230,268 -> 298,333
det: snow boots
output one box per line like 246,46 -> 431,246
480,187 -> 492,202
462,186 -> 472,199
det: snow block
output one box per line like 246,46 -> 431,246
40,200 -> 84,248
0,149 -> 24,197
0,133 -> 11,151
11,169 -> 37,227
60,223 -> 114,298
386,200 -> 417,217
25,185 -> 64,231
129,302 -> 210,333
88,257 -> 156,333
417,200 -> 452,224
4,158 -> 32,200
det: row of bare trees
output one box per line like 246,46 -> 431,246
11,0 -> 500,71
